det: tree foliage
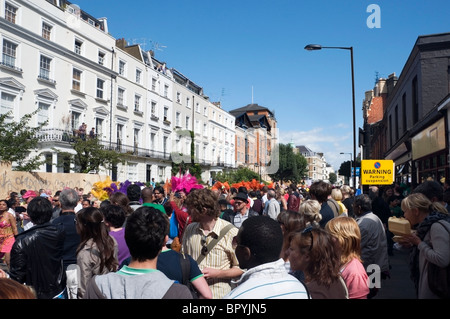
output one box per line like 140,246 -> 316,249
171,130 -> 202,181
268,143 -> 308,184
0,110 -> 47,171
329,172 -> 337,184
55,136 -> 125,174
214,167 -> 260,184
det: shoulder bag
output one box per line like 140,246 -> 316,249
427,220 -> 450,299
196,223 -> 235,265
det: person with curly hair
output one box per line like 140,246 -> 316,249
75,207 -> 118,299
182,188 -> 242,299
287,225 -> 348,299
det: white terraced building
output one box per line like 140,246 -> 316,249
0,0 -> 235,183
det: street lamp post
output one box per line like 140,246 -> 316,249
305,44 -> 357,190
340,152 -> 352,187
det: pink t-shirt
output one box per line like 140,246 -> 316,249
341,258 -> 370,299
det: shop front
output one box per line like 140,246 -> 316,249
411,117 -> 448,187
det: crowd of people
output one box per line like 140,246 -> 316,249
0,178 -> 449,299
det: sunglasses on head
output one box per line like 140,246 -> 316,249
300,225 -> 314,251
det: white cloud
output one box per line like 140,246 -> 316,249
279,125 -> 353,172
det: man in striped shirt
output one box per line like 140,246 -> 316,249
182,188 -> 243,299
224,216 -> 310,299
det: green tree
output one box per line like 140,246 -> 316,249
268,143 -> 308,184
171,130 -> 202,181
329,172 -> 337,184
338,158 -> 361,184
214,167 -> 260,184
55,136 -> 125,174
0,110 -> 47,171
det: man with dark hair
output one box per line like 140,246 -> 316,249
52,188 -> 80,271
84,206 -> 192,299
153,185 -> 168,206
9,197 -> 66,299
224,215 -> 310,299
126,184 -> 142,211
141,187 -> 165,214
222,192 -> 259,228
309,180 -> 335,227
412,180 -> 447,209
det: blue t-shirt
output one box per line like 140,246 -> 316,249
157,249 -> 203,283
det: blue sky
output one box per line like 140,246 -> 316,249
74,0 -> 450,171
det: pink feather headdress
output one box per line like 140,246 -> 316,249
171,171 -> 204,194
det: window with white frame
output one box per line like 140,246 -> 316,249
71,111 -> 81,131
164,84 -> 168,97
118,60 -> 126,76
158,166 -> 164,180
116,124 -> 124,145
74,39 -> 83,55
176,92 -> 181,103
203,123 -> 207,135
134,129 -> 139,148
5,2 -> 17,24
2,39 -> 18,68
127,163 -> 138,181
134,94 -> 141,112
150,133 -> 156,150
95,118 -> 103,138
39,55 -> 52,81
37,102 -> 50,126
98,51 -> 105,65
96,78 -> 105,99
195,102 -> 200,113
176,112 -> 181,127
117,87 -> 125,106
203,106 -> 207,116
151,101 -> 157,115
42,22 -> 52,40
136,69 -> 141,84
163,136 -> 168,153
195,120 -> 200,132
72,68 -> 82,91
0,92 -> 15,121
151,78 -> 157,91
186,97 -> 190,108
185,116 -> 190,130
163,107 -> 169,122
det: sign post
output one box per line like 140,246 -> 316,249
361,160 -> 394,185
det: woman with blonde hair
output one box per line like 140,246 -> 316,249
326,217 -> 369,299
331,188 -> 348,216
399,192 -> 450,299
299,199 -> 322,227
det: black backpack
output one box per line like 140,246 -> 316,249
179,252 -> 199,299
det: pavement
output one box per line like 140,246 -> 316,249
373,245 -> 417,299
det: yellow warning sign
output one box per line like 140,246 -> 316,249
361,160 -> 395,185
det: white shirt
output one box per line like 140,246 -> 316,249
224,259 -> 310,299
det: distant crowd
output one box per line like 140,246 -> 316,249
1,179 -> 449,299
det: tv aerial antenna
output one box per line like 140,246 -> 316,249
127,38 -> 167,52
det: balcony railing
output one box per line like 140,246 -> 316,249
35,128 -> 171,161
